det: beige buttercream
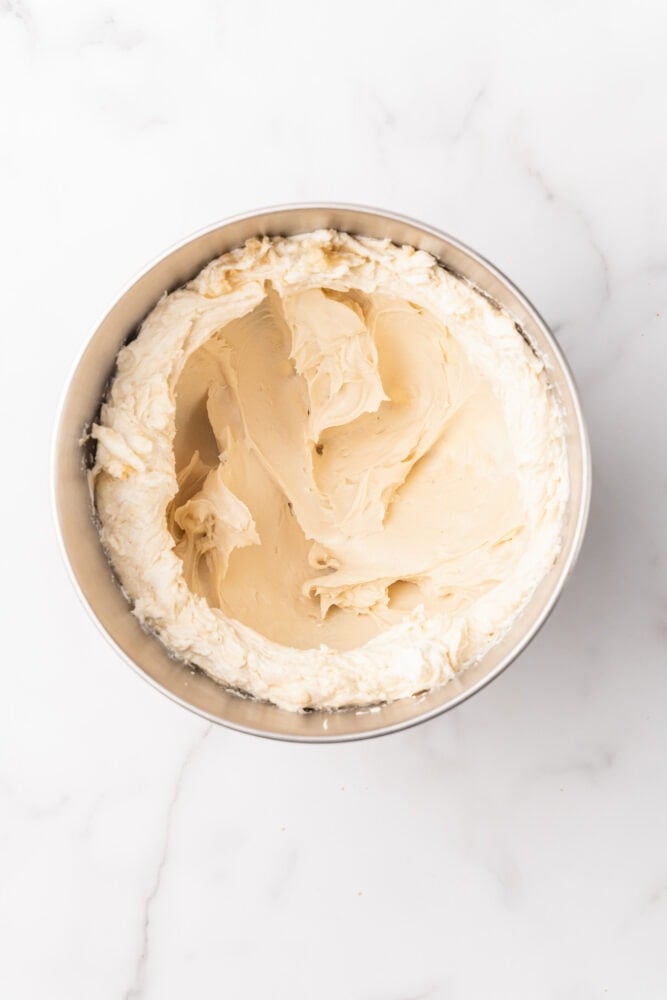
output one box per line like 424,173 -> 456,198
92,231 -> 568,710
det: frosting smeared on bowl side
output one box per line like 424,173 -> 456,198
91,231 -> 568,710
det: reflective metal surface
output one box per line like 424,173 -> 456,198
52,204 -> 591,741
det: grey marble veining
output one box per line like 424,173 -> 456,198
1,1 -> 666,997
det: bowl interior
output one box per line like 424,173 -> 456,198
53,205 -> 590,741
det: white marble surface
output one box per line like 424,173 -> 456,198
1,1 -> 666,996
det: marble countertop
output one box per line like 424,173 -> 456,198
2,1 -> 666,997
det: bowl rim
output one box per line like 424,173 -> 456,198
51,202 -> 592,741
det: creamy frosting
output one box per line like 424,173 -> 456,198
92,231 -> 568,711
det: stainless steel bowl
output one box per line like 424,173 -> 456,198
52,204 -> 591,741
